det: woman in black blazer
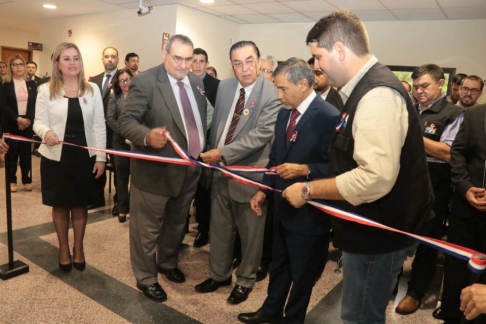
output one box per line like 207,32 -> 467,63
0,55 -> 36,192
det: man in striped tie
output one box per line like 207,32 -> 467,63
196,41 -> 280,305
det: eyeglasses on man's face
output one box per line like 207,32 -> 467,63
260,68 -> 273,74
167,52 -> 193,65
460,86 -> 481,95
11,63 -> 25,67
233,59 -> 256,70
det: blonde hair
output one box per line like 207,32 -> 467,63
4,55 -> 28,83
49,42 -> 93,100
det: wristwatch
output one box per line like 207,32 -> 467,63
301,182 -> 311,201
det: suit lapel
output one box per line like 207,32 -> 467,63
189,73 -> 207,134
276,109 -> 290,163
283,97 -> 318,158
157,65 -> 186,139
232,74 -> 264,140
215,79 -> 238,145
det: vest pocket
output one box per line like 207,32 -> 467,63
334,133 -> 351,152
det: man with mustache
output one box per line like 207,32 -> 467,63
395,64 -> 464,316
457,75 -> 483,109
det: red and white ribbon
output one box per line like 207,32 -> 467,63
5,132 -> 486,273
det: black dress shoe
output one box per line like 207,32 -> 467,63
255,265 -> 269,282
158,267 -> 186,283
112,204 -> 119,216
118,214 -> 127,223
432,307 -> 443,320
195,277 -> 232,293
238,310 -> 282,324
137,282 -> 167,302
233,256 -> 242,269
228,285 -> 252,305
193,231 -> 209,248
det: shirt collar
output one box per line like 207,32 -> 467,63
237,79 -> 256,96
104,69 -> 117,78
295,91 -> 316,116
417,94 -> 445,113
339,55 -> 378,104
167,73 -> 190,88
201,72 -> 207,80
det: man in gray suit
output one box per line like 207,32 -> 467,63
118,34 -> 207,302
195,40 -> 280,305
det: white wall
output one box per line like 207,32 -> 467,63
0,27 -> 41,72
175,6 -> 239,79
38,5 -> 178,78
240,19 -> 486,102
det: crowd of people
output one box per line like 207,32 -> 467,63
1,8 -> 486,324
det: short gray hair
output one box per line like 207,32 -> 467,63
273,57 -> 314,88
165,34 -> 194,52
261,54 -> 278,71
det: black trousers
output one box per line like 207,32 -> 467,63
406,184 -> 452,300
194,178 -> 211,233
261,194 -> 274,267
260,222 -> 329,324
442,213 -> 486,323
8,136 -> 32,184
113,154 -> 130,214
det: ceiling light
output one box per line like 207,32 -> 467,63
43,4 -> 57,9
200,0 -> 214,3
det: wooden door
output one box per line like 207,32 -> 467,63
1,47 -> 32,63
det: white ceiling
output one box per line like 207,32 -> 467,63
1,0 -> 486,32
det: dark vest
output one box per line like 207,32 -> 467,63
329,62 -> 434,254
417,97 -> 463,192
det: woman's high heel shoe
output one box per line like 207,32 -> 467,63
59,251 -> 72,273
73,252 -> 86,271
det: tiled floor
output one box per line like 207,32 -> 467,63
0,156 -> 446,323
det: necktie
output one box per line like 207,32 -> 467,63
224,88 -> 246,145
177,81 -> 201,158
102,74 -> 112,96
286,109 -> 300,145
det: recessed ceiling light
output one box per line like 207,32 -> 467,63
200,0 -> 214,3
43,4 -> 57,9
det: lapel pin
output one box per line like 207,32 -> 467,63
83,97 -> 87,105
290,131 -> 298,143
197,86 -> 205,96
250,99 -> 256,109
243,109 -> 250,116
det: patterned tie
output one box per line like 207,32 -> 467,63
286,109 -> 300,145
102,74 -> 112,96
224,88 -> 246,145
177,81 -> 201,158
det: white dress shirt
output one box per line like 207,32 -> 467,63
167,73 -> 205,152
286,91 -> 316,128
218,81 -> 256,148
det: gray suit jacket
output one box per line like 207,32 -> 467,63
118,64 -> 207,197
209,74 -> 280,203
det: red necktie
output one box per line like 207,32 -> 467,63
177,81 -> 201,158
286,109 -> 300,145
224,88 -> 246,145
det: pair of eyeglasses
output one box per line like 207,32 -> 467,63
119,77 -> 131,84
233,60 -> 256,70
460,86 -> 481,95
260,68 -> 273,74
11,63 -> 25,67
167,52 -> 193,65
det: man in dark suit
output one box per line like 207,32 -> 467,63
196,41 -> 280,305
238,57 -> 339,324
89,47 -> 119,212
192,48 -> 219,107
191,47 -> 220,247
308,57 -> 343,111
440,104 -> 486,323
118,35 -> 206,303
26,61 -> 43,85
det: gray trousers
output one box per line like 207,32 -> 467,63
130,166 -> 201,286
210,175 -> 267,288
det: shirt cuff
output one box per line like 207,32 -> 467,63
335,174 -> 363,206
